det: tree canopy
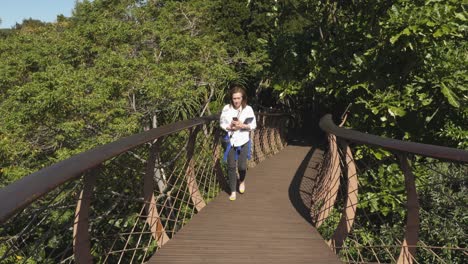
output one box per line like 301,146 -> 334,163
0,0 -> 466,262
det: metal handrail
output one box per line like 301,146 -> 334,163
1,111 -> 290,262
0,115 -> 218,223
319,114 -> 468,162
316,113 -> 467,263
0,112 -> 290,223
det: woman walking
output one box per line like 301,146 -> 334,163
220,85 -> 257,201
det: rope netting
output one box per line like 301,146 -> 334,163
313,117 -> 467,263
0,113 -> 288,263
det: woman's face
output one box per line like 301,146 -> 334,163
232,92 -> 243,109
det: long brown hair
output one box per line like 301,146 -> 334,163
229,84 -> 247,108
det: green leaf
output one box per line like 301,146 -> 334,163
353,53 -> 363,66
390,33 -> 401,44
455,13 -> 466,21
433,29 -> 444,38
402,27 -> 411,35
426,20 -> 436,27
439,83 -> 460,108
257,38 -> 268,44
388,106 -> 407,117
348,83 -> 369,93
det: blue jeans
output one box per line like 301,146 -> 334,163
227,143 -> 248,193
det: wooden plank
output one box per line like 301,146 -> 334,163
149,145 -> 342,263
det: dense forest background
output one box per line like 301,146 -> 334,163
0,0 -> 466,185
0,0 -> 466,262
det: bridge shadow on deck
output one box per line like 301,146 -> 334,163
288,141 -> 325,227
150,139 -> 341,263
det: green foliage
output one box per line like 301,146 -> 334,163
209,0 -> 275,100
0,0 -> 264,187
0,0 -> 466,263
359,162 -> 405,217
251,3 -> 467,260
250,0 -> 466,148
416,160 -> 467,263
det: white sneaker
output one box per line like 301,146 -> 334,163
239,182 -> 245,194
229,192 -> 236,201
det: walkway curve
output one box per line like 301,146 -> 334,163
150,144 -> 341,263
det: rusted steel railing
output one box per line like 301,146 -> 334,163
0,113 -> 288,263
312,114 -> 467,263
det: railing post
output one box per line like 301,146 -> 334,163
316,134 -> 341,227
185,126 -> 206,212
273,117 -> 283,151
397,153 -> 419,264
247,130 -> 256,168
266,116 -> 278,156
73,168 -> 98,264
144,140 -> 170,247
253,122 -> 264,164
258,115 -> 269,162
279,115 -> 288,148
213,128 -> 228,191
329,141 -> 358,253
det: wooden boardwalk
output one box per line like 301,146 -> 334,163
149,143 -> 341,263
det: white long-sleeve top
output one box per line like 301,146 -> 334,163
220,104 -> 257,147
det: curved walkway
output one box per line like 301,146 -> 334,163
149,143 -> 341,263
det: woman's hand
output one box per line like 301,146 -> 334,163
230,121 -> 249,131
230,120 -> 242,130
